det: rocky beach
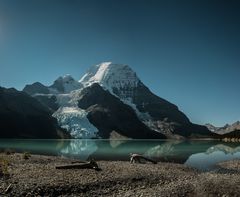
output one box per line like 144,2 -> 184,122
1,153 -> 240,197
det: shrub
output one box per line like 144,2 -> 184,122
22,152 -> 31,160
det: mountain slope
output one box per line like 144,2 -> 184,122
78,83 -> 166,139
0,87 -> 69,138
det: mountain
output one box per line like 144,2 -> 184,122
23,75 -> 82,112
206,121 -> 240,135
23,62 -> 211,139
23,82 -> 50,95
49,75 -> 83,94
0,87 -> 69,138
23,74 -> 82,95
24,76 -> 100,138
80,62 -> 210,138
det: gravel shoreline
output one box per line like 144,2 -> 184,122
1,153 -> 240,196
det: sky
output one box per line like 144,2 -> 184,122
0,0 -> 239,126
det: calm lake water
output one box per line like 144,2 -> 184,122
0,139 -> 240,171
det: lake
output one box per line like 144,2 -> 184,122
0,139 -> 240,171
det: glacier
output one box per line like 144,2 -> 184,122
51,83 -> 99,138
53,107 -> 98,138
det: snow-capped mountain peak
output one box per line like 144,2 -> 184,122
206,121 -> 240,135
23,62 -> 210,139
50,74 -> 82,94
79,62 -> 140,93
56,74 -> 75,83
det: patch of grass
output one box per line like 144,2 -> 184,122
22,152 -> 31,160
0,157 -> 10,177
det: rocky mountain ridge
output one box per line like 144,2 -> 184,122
206,121 -> 240,135
23,74 -> 82,95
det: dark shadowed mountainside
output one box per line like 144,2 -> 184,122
0,87 -> 69,138
78,83 -> 166,139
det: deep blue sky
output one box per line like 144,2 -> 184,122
0,0 -> 239,126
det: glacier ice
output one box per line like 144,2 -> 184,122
53,107 -> 98,138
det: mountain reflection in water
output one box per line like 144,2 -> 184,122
0,139 -> 240,171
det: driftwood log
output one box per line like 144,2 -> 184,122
56,160 -> 101,171
130,153 -> 157,164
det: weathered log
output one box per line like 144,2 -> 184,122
56,160 -> 101,171
130,153 -> 157,164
